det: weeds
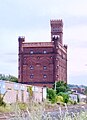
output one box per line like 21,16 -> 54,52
1,101 -> 87,120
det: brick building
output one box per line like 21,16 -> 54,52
18,19 -> 67,87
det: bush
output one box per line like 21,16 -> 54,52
58,92 -> 69,103
56,95 -> 64,103
18,102 -> 27,110
67,99 -> 74,105
0,95 -> 6,107
73,101 -> 77,105
27,86 -> 33,96
0,105 -> 12,112
47,88 -> 56,103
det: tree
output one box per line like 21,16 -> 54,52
52,81 -> 70,103
0,74 -> 18,82
8,75 -> 18,83
53,81 -> 69,94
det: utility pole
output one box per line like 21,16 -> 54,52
55,81 -> 56,91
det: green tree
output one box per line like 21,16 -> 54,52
0,74 -> 18,82
53,81 -> 69,94
8,75 -> 18,83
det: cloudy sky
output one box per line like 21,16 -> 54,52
0,0 -> 87,85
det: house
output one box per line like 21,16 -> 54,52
70,86 -> 85,94
69,92 -> 86,103
69,94 -> 78,102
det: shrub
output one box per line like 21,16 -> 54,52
18,102 -> 27,110
73,101 -> 77,105
27,86 -> 33,96
56,95 -> 64,103
47,88 -> 56,103
0,95 -> 6,107
68,99 -> 74,105
58,92 -> 69,103
0,105 -> 12,112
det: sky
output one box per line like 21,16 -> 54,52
0,0 -> 87,85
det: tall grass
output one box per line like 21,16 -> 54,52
1,101 -> 87,120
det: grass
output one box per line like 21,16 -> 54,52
0,101 -> 87,119
0,104 -> 12,113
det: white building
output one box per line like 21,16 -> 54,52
0,80 -> 47,103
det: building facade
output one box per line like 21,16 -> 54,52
0,80 -> 46,103
18,20 -> 67,87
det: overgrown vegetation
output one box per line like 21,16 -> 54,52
47,88 -> 56,103
58,92 -> 69,103
17,102 -> 27,110
0,90 -> 7,107
0,94 -> 6,107
0,101 -> 87,120
47,81 -> 70,104
54,81 -> 69,94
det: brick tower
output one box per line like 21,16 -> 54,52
50,20 -> 63,44
50,20 -> 67,83
18,19 -> 67,87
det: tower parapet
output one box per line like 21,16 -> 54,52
18,36 -> 25,41
64,44 -> 68,49
18,36 -> 25,53
18,36 -> 25,82
50,19 -> 63,25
